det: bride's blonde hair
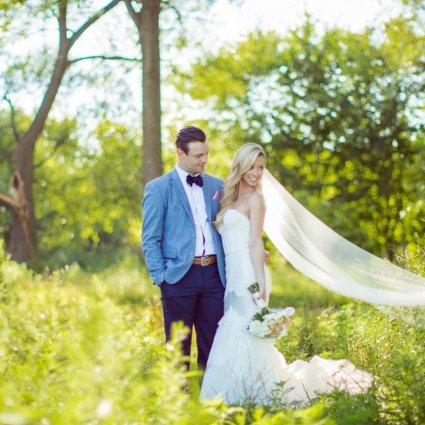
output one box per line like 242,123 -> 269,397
215,143 -> 266,228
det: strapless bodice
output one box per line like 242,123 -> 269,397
219,209 -> 258,299
219,209 -> 250,257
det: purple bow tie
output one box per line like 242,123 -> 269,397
186,174 -> 203,187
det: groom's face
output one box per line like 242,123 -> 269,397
177,141 -> 209,175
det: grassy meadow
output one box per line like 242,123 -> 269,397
1,246 -> 425,425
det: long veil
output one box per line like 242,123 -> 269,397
262,169 -> 425,309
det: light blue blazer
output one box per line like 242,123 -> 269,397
141,168 -> 226,286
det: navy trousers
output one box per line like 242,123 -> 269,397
160,263 -> 224,369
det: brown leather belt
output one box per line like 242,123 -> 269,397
192,255 -> 217,266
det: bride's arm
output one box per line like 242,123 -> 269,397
248,191 -> 267,302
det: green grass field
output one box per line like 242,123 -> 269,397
1,248 -> 425,425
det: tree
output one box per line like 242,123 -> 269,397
124,0 -> 162,186
173,20 -> 424,257
34,117 -> 142,268
123,0 -> 245,186
0,0 -> 121,262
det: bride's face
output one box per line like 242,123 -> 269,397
241,155 -> 265,188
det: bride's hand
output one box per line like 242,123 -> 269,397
253,286 -> 267,306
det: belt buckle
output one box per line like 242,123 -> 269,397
200,256 -> 209,266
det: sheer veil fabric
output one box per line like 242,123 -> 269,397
262,169 -> 425,309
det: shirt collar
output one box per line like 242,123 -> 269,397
175,164 -> 201,180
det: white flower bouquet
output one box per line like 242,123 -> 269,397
247,282 -> 295,339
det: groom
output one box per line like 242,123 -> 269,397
141,126 -> 226,369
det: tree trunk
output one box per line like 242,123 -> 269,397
124,0 -> 163,185
140,0 -> 163,185
0,172 -> 31,261
8,46 -> 70,262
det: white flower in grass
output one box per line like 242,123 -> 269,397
0,413 -> 27,425
96,399 -> 112,418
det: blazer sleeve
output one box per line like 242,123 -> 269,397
141,181 -> 166,285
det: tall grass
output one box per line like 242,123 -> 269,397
269,253 -> 425,424
0,246 -> 332,425
1,245 -> 424,424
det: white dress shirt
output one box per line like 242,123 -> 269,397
175,165 -> 216,257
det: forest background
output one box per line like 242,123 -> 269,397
0,0 -> 424,424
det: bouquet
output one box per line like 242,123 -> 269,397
247,282 -> 295,339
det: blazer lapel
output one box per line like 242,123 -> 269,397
202,174 -> 213,222
170,169 -> 195,225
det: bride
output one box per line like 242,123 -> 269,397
200,143 -> 374,406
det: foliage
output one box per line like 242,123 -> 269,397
1,243 -> 342,425
1,244 -> 425,423
1,0 -> 421,268
0,111 -> 143,268
269,249 -> 425,424
0,251 -> 194,424
33,117 -> 143,268
174,18 -> 425,258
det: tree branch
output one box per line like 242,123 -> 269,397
169,5 -> 183,25
68,54 -> 142,65
70,0 -> 122,47
2,93 -> 20,143
124,0 -> 142,27
58,0 -> 68,46
0,192 -> 19,211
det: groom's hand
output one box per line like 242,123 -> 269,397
264,250 -> 270,264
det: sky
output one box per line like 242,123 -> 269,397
200,0 -> 401,47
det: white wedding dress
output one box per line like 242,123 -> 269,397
200,209 -> 373,406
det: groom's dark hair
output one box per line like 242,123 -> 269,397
175,126 -> 206,154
